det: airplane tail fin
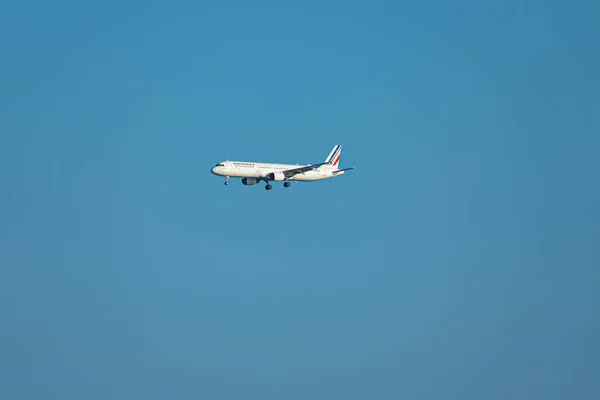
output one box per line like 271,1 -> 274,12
324,145 -> 342,168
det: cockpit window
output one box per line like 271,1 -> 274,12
215,163 -> 225,167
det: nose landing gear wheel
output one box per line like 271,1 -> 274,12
265,184 -> 272,190
284,181 -> 291,187
224,176 -> 229,185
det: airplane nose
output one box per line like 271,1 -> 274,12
211,167 -> 216,174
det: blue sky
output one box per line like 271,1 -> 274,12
1,1 -> 599,399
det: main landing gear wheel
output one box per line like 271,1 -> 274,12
284,181 -> 291,187
265,184 -> 273,190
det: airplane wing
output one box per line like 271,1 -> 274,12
281,162 -> 328,178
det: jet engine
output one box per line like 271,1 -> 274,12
268,172 -> 286,182
241,177 -> 259,186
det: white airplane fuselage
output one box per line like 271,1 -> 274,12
211,161 -> 345,182
211,145 -> 353,189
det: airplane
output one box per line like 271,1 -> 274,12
211,145 -> 354,190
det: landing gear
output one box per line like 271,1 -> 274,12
284,181 -> 291,187
265,184 -> 272,190
224,176 -> 229,185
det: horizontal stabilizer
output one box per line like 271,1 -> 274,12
333,167 -> 355,174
